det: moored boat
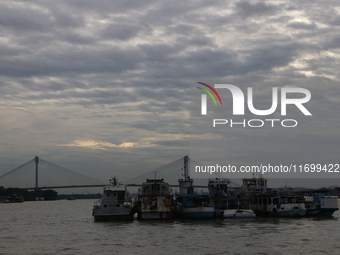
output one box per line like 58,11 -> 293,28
241,175 -> 306,217
92,177 -> 134,221
222,209 -> 257,218
136,178 -> 174,220
208,178 -> 256,218
176,194 -> 215,219
175,156 -> 214,219
305,193 -> 339,217
267,199 -> 307,217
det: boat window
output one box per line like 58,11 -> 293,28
107,193 -> 109,197
118,191 -> 125,202
104,205 -> 107,207
152,184 -> 160,192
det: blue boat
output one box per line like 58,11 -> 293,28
175,156 -> 214,219
176,194 -> 215,219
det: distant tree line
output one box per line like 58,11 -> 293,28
57,193 -> 102,200
0,186 -> 58,201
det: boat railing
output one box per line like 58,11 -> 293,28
138,190 -> 172,196
208,178 -> 230,184
93,199 -> 101,208
174,191 -> 201,196
116,199 -> 127,204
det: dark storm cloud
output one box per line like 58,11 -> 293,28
243,43 -> 299,72
0,45 -> 144,77
102,23 -> 142,41
329,15 -> 340,26
322,35 -> 340,50
0,4 -> 53,32
159,49 -> 243,78
56,0 -> 156,14
234,1 -> 279,18
152,140 -> 189,147
58,32 -> 97,45
287,22 -> 318,30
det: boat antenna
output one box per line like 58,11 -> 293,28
153,171 -> 158,180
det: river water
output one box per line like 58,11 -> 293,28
0,199 -> 339,255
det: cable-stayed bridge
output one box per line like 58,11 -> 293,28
0,157 -> 106,190
122,157 -> 240,188
0,156 -> 240,190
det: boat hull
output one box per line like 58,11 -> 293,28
92,207 -> 133,221
305,196 -> 339,217
218,209 -> 256,218
178,207 -> 215,219
137,195 -> 175,220
138,211 -> 174,220
93,214 -> 133,221
306,208 -> 338,217
268,209 -> 306,217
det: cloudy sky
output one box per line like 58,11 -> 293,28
0,0 -> 339,187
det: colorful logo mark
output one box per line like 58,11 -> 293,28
197,82 -> 223,115
196,82 -> 222,106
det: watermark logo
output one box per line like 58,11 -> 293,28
196,82 -> 222,115
197,82 -> 312,127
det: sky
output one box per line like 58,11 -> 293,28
0,0 -> 339,188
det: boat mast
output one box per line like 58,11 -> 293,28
184,155 -> 189,181
178,155 -> 193,195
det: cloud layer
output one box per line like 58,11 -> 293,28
0,0 -> 339,186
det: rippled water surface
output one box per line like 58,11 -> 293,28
1,199 -> 339,255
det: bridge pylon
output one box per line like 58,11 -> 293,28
35,156 -> 39,190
